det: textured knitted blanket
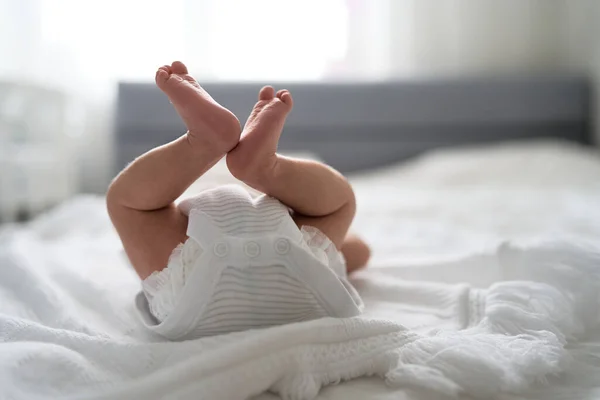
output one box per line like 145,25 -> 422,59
1,198 -> 599,400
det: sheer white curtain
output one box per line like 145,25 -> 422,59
396,0 -> 568,77
1,0 -> 572,84
0,0 -> 577,192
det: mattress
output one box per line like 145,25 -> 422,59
2,139 -> 600,400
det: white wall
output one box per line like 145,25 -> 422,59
562,0 -> 600,145
401,0 -> 566,77
380,0 -> 600,145
383,0 -> 569,78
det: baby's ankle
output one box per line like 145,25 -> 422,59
186,127 -> 239,156
227,152 -> 279,191
178,135 -> 226,167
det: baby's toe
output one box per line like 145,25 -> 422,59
276,89 -> 293,107
155,67 -> 171,86
259,86 -> 275,101
171,61 -> 188,74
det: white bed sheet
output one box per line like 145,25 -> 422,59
287,140 -> 600,400
353,140 -> 600,264
2,140 -> 600,400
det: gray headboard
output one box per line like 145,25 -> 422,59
115,76 -> 591,174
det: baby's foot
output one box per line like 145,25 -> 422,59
226,86 -> 293,184
155,61 -> 241,153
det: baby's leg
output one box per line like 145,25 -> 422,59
227,87 -> 370,271
107,61 -> 240,279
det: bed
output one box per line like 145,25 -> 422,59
2,78 -> 600,400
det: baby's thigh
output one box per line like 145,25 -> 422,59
292,201 -> 355,249
110,203 -> 188,279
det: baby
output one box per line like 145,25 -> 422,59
107,61 -> 371,340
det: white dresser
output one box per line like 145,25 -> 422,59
0,82 -> 77,222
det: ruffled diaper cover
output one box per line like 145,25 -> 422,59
135,185 -> 363,340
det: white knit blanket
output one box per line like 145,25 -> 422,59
1,197 -> 599,400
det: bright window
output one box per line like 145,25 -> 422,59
204,0 -> 349,81
37,0 -> 349,84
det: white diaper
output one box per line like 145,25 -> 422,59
134,184 -> 363,340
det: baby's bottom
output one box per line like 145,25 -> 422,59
107,61 -> 370,280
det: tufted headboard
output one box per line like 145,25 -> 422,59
114,76 -> 591,175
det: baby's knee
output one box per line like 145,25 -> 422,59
342,234 -> 371,273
